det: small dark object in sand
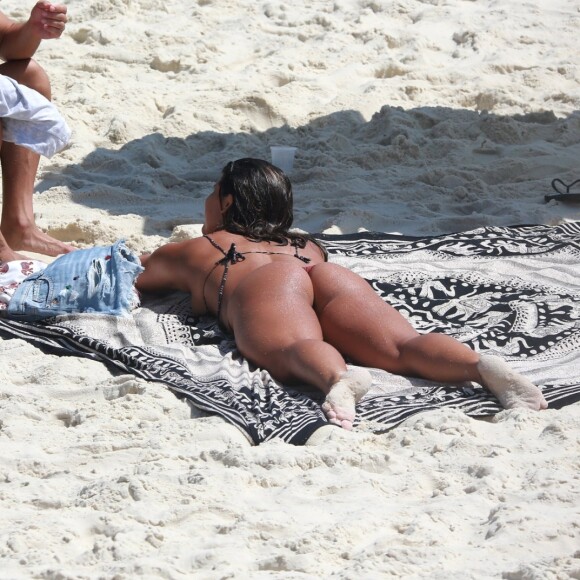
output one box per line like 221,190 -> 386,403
545,178 -> 580,203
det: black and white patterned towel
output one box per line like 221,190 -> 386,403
1,223 -> 579,445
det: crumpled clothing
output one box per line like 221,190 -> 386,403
6,241 -> 144,321
0,74 -> 71,158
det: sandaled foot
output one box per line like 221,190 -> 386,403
322,368 -> 372,430
477,354 -> 548,410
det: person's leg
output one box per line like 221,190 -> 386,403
0,59 -> 74,261
226,263 -> 372,429
309,262 -> 547,410
308,262 -> 478,379
0,122 -> 25,261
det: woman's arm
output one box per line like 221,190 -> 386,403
135,243 -> 187,294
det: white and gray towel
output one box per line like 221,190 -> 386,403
1,223 -> 579,445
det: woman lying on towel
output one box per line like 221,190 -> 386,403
135,158 -> 547,428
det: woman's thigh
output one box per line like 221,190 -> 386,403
309,262 -> 419,368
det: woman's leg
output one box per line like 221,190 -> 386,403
309,263 -> 547,410
308,263 -> 478,379
226,263 -> 372,428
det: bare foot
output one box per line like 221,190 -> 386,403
0,247 -> 30,263
4,226 -> 75,257
477,354 -> 548,410
322,368 -> 372,430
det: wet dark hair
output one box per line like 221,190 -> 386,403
218,158 -> 327,257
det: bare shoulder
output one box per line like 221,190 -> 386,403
136,237 -> 210,293
180,235 -> 219,262
150,237 -> 208,260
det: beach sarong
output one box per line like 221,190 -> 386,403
1,223 -> 579,445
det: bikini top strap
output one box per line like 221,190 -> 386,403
290,238 -> 311,263
203,235 -> 246,321
219,243 -> 246,266
203,234 -> 226,258
204,235 -> 246,266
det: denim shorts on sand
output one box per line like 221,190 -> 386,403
7,240 -> 144,322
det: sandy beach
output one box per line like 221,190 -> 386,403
1,0 -> 579,577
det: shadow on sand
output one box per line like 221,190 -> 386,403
36,105 -> 579,240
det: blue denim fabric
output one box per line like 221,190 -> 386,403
7,240 -> 144,321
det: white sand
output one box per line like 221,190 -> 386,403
1,0 -> 579,577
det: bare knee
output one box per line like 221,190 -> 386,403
378,339 -> 412,374
236,337 -> 344,389
0,59 -> 51,99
